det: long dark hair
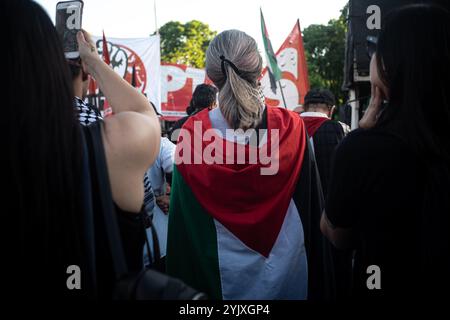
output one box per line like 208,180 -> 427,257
4,0 -> 84,296
376,4 -> 450,289
376,4 -> 450,160
186,84 -> 218,115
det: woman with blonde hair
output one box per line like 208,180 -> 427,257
167,30 -> 335,300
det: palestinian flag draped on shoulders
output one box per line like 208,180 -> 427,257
166,106 -> 336,300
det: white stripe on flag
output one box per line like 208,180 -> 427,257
214,199 -> 308,300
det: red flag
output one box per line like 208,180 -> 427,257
175,107 -> 306,257
102,99 -> 113,118
301,116 -> 329,137
295,19 -> 310,102
102,30 -> 111,65
262,20 -> 310,108
87,75 -> 96,95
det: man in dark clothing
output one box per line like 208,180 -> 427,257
168,84 -> 218,143
300,88 -> 352,299
300,89 -> 350,196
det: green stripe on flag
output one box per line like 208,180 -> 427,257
260,9 -> 282,81
166,165 -> 222,300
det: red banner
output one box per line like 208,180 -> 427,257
160,63 -> 212,121
160,20 -> 309,120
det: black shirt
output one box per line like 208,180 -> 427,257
326,128 -> 450,299
312,120 -> 346,198
311,120 -> 351,299
83,122 -> 146,298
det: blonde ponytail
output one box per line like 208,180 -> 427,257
206,30 -> 264,130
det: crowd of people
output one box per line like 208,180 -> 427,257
6,0 -> 450,300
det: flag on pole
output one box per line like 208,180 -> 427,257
260,9 -> 282,94
88,76 -> 96,94
260,19 -> 310,109
87,75 -> 98,107
102,30 -> 111,65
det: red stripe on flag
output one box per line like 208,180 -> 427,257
302,116 -> 329,137
176,107 -> 307,257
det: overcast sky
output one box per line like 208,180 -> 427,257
35,0 -> 348,56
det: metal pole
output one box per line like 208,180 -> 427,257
277,80 -> 288,109
350,88 -> 360,130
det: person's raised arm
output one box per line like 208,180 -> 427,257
77,30 -> 161,212
77,30 -> 155,117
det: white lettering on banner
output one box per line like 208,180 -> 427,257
161,66 -> 188,104
186,67 -> 207,90
161,66 -> 207,104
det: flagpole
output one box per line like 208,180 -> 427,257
260,8 -> 288,109
277,80 -> 288,109
154,0 -> 159,35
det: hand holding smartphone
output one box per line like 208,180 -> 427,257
56,1 -> 84,59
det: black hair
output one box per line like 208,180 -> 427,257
304,88 -> 336,108
376,4 -> 450,160
186,104 -> 195,116
4,0 -> 84,296
68,58 -> 83,80
187,84 -> 218,115
150,101 -> 162,116
375,4 -> 450,289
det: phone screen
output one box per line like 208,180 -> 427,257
55,1 -> 84,59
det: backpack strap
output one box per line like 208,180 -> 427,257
84,122 -> 129,280
142,212 -> 161,267
80,127 -> 98,297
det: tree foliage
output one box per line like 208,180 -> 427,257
158,20 -> 217,68
303,3 -> 348,105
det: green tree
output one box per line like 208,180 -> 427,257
157,20 -> 217,68
303,3 -> 348,105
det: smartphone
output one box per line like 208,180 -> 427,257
55,1 -> 84,59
